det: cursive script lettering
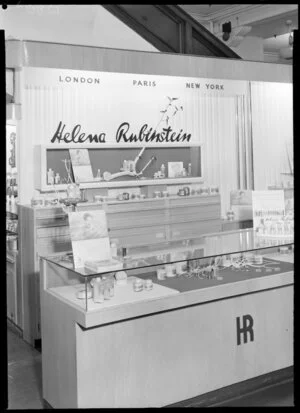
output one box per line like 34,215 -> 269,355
51,121 -> 106,144
116,122 -> 191,143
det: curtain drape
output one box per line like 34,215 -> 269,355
250,82 -> 293,190
198,96 -> 239,217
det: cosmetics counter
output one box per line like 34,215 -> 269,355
19,184 -> 222,345
40,228 -> 293,408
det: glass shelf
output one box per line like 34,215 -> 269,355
7,230 -> 18,236
6,211 -> 18,220
42,228 -> 293,278
41,227 -> 293,313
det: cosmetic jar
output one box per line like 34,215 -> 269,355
133,279 -> 143,292
183,187 -> 190,196
175,262 -> 185,275
115,271 -> 127,285
165,265 -> 175,278
157,268 -> 166,280
279,246 -> 289,254
144,279 -> 153,291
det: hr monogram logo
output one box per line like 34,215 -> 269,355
236,315 -> 254,345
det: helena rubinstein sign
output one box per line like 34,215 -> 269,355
51,121 -> 191,144
51,94 -> 192,144
21,68 -> 248,146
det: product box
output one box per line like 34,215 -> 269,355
230,190 -> 253,221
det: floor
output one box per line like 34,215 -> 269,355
7,325 -> 294,409
7,326 -> 43,410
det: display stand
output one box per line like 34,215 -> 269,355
40,236 -> 293,408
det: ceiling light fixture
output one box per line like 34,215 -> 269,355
279,20 -> 294,60
222,21 -> 231,41
217,19 -> 251,48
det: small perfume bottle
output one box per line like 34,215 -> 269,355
10,195 -> 15,213
133,279 -> 143,292
93,277 -> 104,303
47,168 -> 54,185
110,241 -> 118,258
54,173 -> 60,184
188,163 -> 192,176
161,164 -> 165,178
96,169 -> 101,179
144,279 -> 153,291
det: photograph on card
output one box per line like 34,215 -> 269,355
68,210 -> 108,241
69,148 -> 94,182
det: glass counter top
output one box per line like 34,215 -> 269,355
41,228 -> 294,278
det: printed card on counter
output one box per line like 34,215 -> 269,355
230,190 -> 252,205
230,190 -> 253,220
69,148 -> 94,183
68,210 -> 112,268
252,190 -> 285,233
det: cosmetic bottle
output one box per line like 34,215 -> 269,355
93,277 -> 105,303
54,173 -> 60,184
47,168 -> 54,185
10,195 -> 15,213
110,241 -> 118,258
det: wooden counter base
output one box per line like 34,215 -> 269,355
167,366 -> 293,407
42,366 -> 293,408
40,261 -> 293,407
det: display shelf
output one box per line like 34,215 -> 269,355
7,230 -> 18,236
49,277 -> 179,313
37,176 -> 205,192
6,210 -> 18,219
41,248 -> 294,328
35,144 -> 203,192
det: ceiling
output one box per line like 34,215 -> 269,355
1,4 -> 298,63
179,4 -> 298,63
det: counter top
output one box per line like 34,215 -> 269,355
43,253 -> 294,329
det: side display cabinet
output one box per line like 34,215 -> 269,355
6,210 -> 20,327
40,228 -> 294,408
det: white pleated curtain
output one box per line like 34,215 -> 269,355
198,95 -> 240,218
250,82 -> 293,190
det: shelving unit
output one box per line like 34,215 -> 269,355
34,144 -> 203,192
6,209 -> 20,327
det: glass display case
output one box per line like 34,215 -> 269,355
41,228 -> 294,313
